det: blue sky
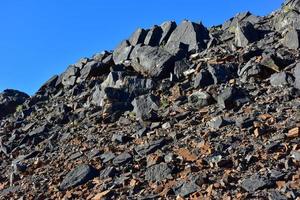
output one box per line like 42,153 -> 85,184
0,0 -> 283,95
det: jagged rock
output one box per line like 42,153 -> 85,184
131,45 -> 175,78
173,176 -> 202,197
208,116 -> 228,129
282,27 -> 300,50
145,163 -> 172,182
208,64 -> 235,84
0,89 -> 29,119
134,139 -> 166,156
217,87 -> 250,109
294,63 -> 300,89
59,164 -> 97,190
235,21 -> 258,47
270,72 -> 294,87
240,175 -> 269,193
194,69 -> 214,88
37,75 -> 59,94
188,91 -> 214,109
144,25 -> 163,46
129,28 -> 148,46
79,60 -> 110,80
131,94 -> 159,121
222,12 -> 260,31
112,152 -> 132,165
113,40 -> 133,65
99,166 -> 117,179
238,59 -> 263,82
159,21 -> 177,45
274,0 -> 300,30
173,59 -> 190,79
165,20 -> 209,54
61,65 -> 79,87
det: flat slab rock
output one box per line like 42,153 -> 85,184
59,164 -> 98,190
145,163 -> 172,182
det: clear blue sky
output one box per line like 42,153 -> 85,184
0,0 -> 283,95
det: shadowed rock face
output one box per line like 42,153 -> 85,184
0,89 -> 29,119
1,0 -> 300,199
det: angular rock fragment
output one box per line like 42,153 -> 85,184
79,60 -> 110,80
194,69 -> 214,88
235,21 -> 258,47
159,21 -> 177,45
131,45 -> 175,78
240,175 -> 269,193
208,116 -> 228,129
129,28 -> 148,46
60,164 -> 97,190
131,94 -> 159,121
238,60 -> 262,82
134,139 -> 166,156
165,20 -> 209,54
145,163 -> 172,182
99,166 -> 117,179
113,40 -> 133,65
294,63 -> 300,89
217,87 -> 250,109
112,152 -> 132,165
144,25 -> 163,46
270,72 -> 294,87
282,27 -> 300,50
188,91 -> 214,109
173,59 -> 190,79
208,64 -> 235,84
61,65 -> 79,87
0,89 -> 29,119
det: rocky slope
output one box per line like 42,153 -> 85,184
1,0 -> 300,199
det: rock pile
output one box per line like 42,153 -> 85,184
1,0 -> 300,199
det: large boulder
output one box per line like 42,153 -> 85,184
131,94 -> 160,121
159,21 -> 177,45
144,25 -> 163,46
113,40 -> 133,65
282,27 -> 300,50
294,63 -> 300,89
61,65 -> 80,87
131,45 -> 176,78
273,0 -> 300,30
0,89 -> 29,119
164,20 -> 209,54
235,21 -> 258,47
129,28 -> 148,46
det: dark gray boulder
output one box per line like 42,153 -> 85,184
164,20 -> 209,54
59,164 -> 98,190
131,45 -> 175,78
294,63 -> 300,89
208,64 -> 235,84
113,40 -> 133,65
129,28 -> 148,46
235,21 -> 258,47
194,69 -> 214,88
144,25 -> 163,46
145,163 -> 172,182
217,87 -> 250,109
282,27 -> 300,50
159,21 -> 177,45
188,91 -> 214,109
240,175 -> 269,193
173,59 -> 190,79
270,72 -> 294,87
79,60 -> 110,80
131,94 -> 159,121
0,89 -> 29,119
61,65 -> 80,87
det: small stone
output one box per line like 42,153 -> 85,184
208,116 -> 227,129
145,163 -> 172,182
217,87 -> 250,109
270,72 -> 293,87
194,69 -> 214,88
59,164 -> 97,190
131,94 -> 160,121
188,91 -> 214,109
162,122 -> 171,130
99,166 -> 117,179
112,152 -> 132,165
240,175 -> 268,193
100,152 -> 116,163
135,139 -> 166,156
111,133 -> 128,143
